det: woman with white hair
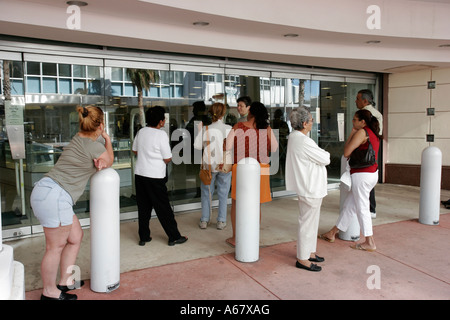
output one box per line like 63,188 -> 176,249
285,106 -> 330,272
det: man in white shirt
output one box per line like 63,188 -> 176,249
133,106 -> 188,246
356,89 -> 383,134
356,89 -> 383,218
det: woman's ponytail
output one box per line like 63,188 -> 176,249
76,105 -> 104,133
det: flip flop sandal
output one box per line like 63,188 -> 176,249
225,238 -> 236,248
351,243 -> 376,252
318,234 -> 335,243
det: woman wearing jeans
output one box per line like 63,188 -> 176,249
319,109 -> 381,251
194,103 -> 232,230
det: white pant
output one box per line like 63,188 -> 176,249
297,196 -> 323,261
337,171 -> 378,237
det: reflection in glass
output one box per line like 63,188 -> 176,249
72,64 -> 86,78
26,61 -> 40,75
111,67 -> 123,81
43,78 -> 57,93
42,63 -> 57,76
0,57 -> 377,236
58,64 -> 71,77
27,77 -> 40,93
73,79 -> 86,93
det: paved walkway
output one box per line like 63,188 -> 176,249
21,184 -> 450,302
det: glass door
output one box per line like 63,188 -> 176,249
266,76 -> 318,192
316,77 -> 347,183
268,73 -> 377,190
23,55 -> 105,229
168,67 -> 225,208
316,77 -> 376,183
104,60 -> 170,218
1,54 -> 29,238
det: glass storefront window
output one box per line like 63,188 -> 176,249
27,77 -> 41,93
111,67 -> 123,81
43,77 -> 57,93
1,59 -> 28,233
58,64 -> 71,77
168,70 -> 226,206
42,63 -> 57,76
265,76 -> 375,187
72,64 -> 86,78
26,61 -> 40,75
317,80 -> 347,182
1,52 -> 378,239
24,62 -> 102,95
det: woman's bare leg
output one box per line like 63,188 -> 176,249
59,215 -> 84,287
41,224 -> 72,298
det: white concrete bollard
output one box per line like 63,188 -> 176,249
338,156 -> 360,241
0,245 -> 13,299
0,188 -> 25,300
235,157 -> 261,263
0,245 -> 25,300
90,168 -> 120,293
419,146 -> 442,225
0,186 -> 2,252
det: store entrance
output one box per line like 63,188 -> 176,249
1,50 -> 378,241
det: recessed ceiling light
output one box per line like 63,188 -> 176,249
193,21 -> 209,26
366,40 -> 381,44
438,44 -> 450,48
284,33 -> 299,38
66,1 -> 88,6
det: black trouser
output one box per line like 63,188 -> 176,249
135,174 -> 181,242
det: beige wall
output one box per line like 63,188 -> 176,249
387,67 -> 450,166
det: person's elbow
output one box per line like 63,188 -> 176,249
343,149 -> 352,158
163,158 -> 172,164
104,155 -> 114,168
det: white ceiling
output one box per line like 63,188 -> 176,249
1,0 -> 450,73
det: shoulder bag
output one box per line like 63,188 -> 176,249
348,129 -> 376,169
199,126 -> 212,185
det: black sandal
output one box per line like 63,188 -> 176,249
40,292 -> 77,300
308,255 -> 325,262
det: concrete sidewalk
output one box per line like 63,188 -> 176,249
10,183 -> 450,300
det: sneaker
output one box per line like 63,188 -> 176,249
216,221 -> 226,230
371,212 -> 376,219
199,220 -> 208,229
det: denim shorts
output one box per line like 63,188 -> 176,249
30,177 -> 74,228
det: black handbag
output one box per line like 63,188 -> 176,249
349,129 -> 376,169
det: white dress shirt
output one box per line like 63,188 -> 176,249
285,130 -> 330,199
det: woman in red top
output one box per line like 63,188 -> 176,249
320,109 -> 381,251
224,102 -> 278,246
